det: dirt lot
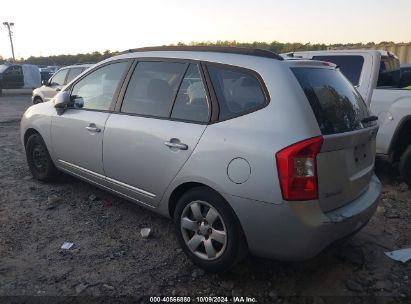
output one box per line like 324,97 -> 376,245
0,94 -> 410,303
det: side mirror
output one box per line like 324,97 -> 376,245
54,91 -> 70,112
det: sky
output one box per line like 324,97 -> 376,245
0,0 -> 410,59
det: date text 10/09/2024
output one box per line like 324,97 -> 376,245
149,296 -> 258,303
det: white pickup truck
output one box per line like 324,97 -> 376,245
282,50 -> 411,187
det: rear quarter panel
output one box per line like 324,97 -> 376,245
159,59 -> 322,212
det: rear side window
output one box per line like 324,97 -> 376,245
312,55 -> 364,86
66,67 -> 84,84
171,64 -> 209,123
121,61 -> 186,118
208,65 -> 266,121
292,68 -> 370,135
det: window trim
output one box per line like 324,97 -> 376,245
114,58 -> 213,125
202,62 -> 271,123
64,59 -> 133,113
169,63 -> 211,123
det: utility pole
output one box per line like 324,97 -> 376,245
3,22 -> 15,61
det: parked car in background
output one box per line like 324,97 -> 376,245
400,64 -> 411,74
400,64 -> 411,89
21,46 -> 381,272
0,63 -> 41,95
46,66 -> 60,73
32,64 -> 92,104
39,67 -> 55,83
282,50 -> 411,187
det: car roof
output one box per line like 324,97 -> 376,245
95,46 -> 338,73
60,63 -> 93,70
119,46 -> 284,61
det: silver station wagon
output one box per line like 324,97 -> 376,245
21,46 -> 381,272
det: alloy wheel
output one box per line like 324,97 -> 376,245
180,200 -> 227,261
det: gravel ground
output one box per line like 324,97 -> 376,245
0,94 -> 410,303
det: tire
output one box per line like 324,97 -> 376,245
33,97 -> 43,104
26,133 -> 59,182
399,145 -> 411,188
174,186 -> 248,273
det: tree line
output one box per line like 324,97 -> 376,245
0,41 -> 399,66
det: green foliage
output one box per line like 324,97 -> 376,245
23,50 -> 118,66
17,41 -> 409,67
173,40 -> 329,53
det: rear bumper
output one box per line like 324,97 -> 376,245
226,174 -> 381,260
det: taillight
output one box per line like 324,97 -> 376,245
276,136 -> 323,201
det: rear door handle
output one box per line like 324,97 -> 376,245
55,88 -> 61,92
164,140 -> 188,150
85,124 -> 101,133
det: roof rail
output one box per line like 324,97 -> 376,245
73,62 -> 95,65
120,46 -> 283,61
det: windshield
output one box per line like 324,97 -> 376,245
0,64 -> 9,73
292,67 -> 372,135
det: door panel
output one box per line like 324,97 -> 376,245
103,114 -> 206,206
51,109 -> 110,177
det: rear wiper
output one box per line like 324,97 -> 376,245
361,115 -> 378,124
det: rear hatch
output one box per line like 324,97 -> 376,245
292,65 -> 378,212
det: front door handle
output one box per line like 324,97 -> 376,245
85,123 -> 101,133
164,139 -> 188,150
55,88 -> 61,92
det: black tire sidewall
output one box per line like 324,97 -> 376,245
399,145 -> 411,188
26,134 -> 58,181
33,97 -> 42,104
174,186 -> 246,272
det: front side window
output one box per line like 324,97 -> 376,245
312,55 -> 364,86
70,61 -> 128,111
5,65 -> 21,76
121,61 -> 186,117
171,64 -> 209,123
66,67 -> 84,84
207,65 -> 266,121
50,69 -> 68,86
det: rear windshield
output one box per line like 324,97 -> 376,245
377,56 -> 401,88
292,67 -> 370,135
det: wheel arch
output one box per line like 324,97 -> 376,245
167,180 -> 250,260
388,116 -> 411,161
32,95 -> 43,103
24,128 -> 41,147
168,182 -> 211,218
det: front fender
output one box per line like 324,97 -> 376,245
20,102 -> 55,159
371,90 -> 411,154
